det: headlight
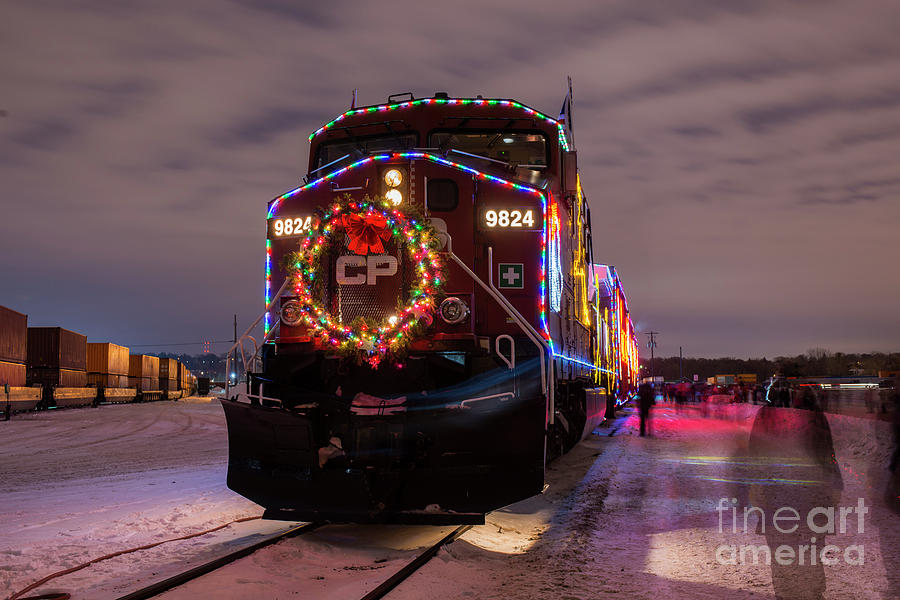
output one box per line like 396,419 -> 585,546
439,297 -> 469,324
384,169 -> 403,187
385,189 -> 403,206
280,300 -> 304,327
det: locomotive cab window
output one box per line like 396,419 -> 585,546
428,131 -> 549,172
314,132 -> 418,171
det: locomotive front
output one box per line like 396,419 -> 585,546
221,96 -> 568,523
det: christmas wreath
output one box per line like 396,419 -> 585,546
283,194 -> 443,366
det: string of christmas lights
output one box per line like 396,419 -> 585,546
283,195 -> 442,367
307,97 -> 570,152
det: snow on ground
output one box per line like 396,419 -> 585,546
391,402 -> 899,600
1,397 -> 897,599
0,399 -> 277,599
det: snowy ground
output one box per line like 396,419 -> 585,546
1,397 -> 897,599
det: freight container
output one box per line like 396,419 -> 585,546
198,377 -> 210,395
159,378 -> 178,392
87,373 -> 129,388
128,376 -> 158,391
158,358 -> 179,380
129,354 -> 159,379
0,306 -> 27,364
28,367 -> 88,388
86,342 -> 130,376
0,360 -> 26,387
27,327 -> 87,370
736,373 -> 758,384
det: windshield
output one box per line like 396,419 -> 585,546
428,131 -> 548,170
315,133 -> 418,171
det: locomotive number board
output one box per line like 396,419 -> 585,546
269,215 -> 315,238
477,207 -> 541,231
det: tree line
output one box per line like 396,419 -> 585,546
641,349 -> 900,381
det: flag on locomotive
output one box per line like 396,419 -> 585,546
221,89 -> 639,524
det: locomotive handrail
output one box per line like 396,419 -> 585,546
486,246 -> 555,425
306,152 -> 351,181
459,391 -> 515,409
444,244 -> 553,426
225,277 -> 291,400
448,148 -> 512,168
495,335 -> 515,370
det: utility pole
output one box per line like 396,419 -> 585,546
233,314 -> 237,345
679,346 -> 683,380
646,331 -> 659,383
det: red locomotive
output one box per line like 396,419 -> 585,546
221,91 -> 639,523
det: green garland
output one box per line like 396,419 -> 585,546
282,194 -> 443,366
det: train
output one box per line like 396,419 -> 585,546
0,305 -> 198,414
221,91 -> 639,524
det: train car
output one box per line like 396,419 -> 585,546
221,91 -> 639,523
87,342 -> 137,404
129,354 -> 163,402
0,305 -> 42,414
27,327 -> 95,408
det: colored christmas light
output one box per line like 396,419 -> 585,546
265,146 -> 638,390
284,195 -> 443,367
307,96 -> 569,151
548,200 -> 562,313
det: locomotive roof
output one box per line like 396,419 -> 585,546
309,96 -> 569,151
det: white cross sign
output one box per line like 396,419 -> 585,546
498,263 -> 524,289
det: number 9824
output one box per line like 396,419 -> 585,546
272,216 -> 313,237
484,209 -> 535,229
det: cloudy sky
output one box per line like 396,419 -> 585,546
2,0 -> 898,359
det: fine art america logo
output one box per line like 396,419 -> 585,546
714,497 -> 868,566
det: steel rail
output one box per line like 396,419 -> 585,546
112,522 -> 469,600
359,525 -> 471,600
113,522 -> 322,600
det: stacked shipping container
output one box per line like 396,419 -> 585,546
129,354 -> 160,392
0,306 -> 42,412
87,342 -> 136,403
158,358 -> 179,393
0,306 -> 27,387
2,304 -> 201,412
26,327 -> 93,407
87,343 -> 129,387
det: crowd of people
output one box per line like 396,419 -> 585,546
657,380 -> 767,405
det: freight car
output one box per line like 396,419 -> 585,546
1,305 -> 198,413
27,327 -> 95,408
87,342 -> 137,404
0,306 -> 41,414
220,91 -> 640,523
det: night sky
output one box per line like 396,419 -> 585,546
2,0 -> 898,359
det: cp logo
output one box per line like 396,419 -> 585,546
336,255 -> 398,285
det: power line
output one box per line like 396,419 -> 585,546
126,340 -> 234,348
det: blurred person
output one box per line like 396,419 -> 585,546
748,392 -> 843,599
872,376 -> 900,598
778,384 -> 791,408
798,385 -> 817,410
864,385 -> 876,414
814,385 -> 828,413
753,384 -> 764,405
638,382 -> 654,437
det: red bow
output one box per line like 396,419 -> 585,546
342,212 -> 391,255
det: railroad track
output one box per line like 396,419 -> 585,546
114,523 -> 471,600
